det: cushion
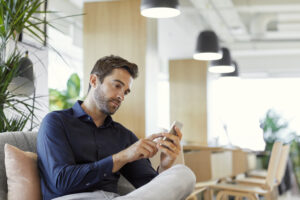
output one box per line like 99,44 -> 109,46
0,131 -> 38,200
4,143 -> 41,200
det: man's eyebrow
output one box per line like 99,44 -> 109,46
113,79 -> 125,85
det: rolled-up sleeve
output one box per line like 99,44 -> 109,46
37,112 -> 113,195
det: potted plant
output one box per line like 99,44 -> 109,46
0,0 -> 80,132
0,0 -> 51,132
260,110 -> 289,150
259,109 -> 292,168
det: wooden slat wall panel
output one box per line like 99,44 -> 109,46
169,59 -> 208,145
83,0 -> 146,138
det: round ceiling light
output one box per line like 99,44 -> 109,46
193,30 -> 222,61
141,0 -> 180,18
209,48 -> 235,73
221,61 -> 239,77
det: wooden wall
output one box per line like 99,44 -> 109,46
169,59 -> 208,145
83,0 -> 146,138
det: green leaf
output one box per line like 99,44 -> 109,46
0,113 -> 30,132
67,73 -> 80,98
49,73 -> 82,111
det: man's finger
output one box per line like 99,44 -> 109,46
174,126 -> 183,140
147,133 -> 163,141
162,133 -> 180,146
159,140 -> 177,153
159,145 -> 177,158
139,148 -> 150,159
141,142 -> 157,155
144,139 -> 157,148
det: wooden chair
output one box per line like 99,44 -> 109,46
235,144 -> 290,188
247,170 -> 268,179
247,145 -> 289,179
209,141 -> 283,200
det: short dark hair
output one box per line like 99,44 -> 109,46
88,55 -> 138,91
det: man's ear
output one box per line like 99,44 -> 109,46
90,74 -> 98,89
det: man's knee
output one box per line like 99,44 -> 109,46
170,164 -> 196,180
170,164 -> 196,193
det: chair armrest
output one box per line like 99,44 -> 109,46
195,179 -> 218,189
186,187 -> 207,200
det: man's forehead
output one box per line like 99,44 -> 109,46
106,68 -> 133,85
110,68 -> 131,77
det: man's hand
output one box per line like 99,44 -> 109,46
156,126 -> 182,173
112,133 -> 162,172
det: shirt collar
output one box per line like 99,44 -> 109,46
72,100 -> 87,118
103,115 -> 113,127
72,100 -> 114,127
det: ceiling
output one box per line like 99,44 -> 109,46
158,0 -> 300,77
69,0 -> 300,77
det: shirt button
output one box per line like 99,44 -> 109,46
86,182 -> 90,186
104,173 -> 107,177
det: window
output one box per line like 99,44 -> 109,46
48,27 -> 83,93
208,77 -> 300,151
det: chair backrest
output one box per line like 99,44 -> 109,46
0,131 -> 38,200
265,141 -> 283,190
275,145 -> 290,184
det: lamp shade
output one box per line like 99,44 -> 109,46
141,0 -> 180,18
209,48 -> 235,73
7,51 -> 35,96
193,30 -> 222,61
221,61 -> 239,77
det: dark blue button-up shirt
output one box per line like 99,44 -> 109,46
37,101 -> 158,200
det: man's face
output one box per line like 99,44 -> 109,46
92,68 -> 133,115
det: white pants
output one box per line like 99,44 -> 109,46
53,164 -> 196,200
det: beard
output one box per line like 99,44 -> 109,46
93,88 -> 121,115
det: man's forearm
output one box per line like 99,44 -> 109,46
112,137 -> 160,173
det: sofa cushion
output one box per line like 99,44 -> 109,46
4,144 -> 41,200
0,131 -> 38,200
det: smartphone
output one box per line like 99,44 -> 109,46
163,121 -> 183,142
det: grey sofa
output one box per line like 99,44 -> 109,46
0,131 -> 135,200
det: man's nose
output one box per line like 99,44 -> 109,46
117,92 -> 124,101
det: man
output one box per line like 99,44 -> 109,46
37,55 -> 195,200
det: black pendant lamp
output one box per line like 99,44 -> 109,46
193,30 -> 222,61
221,61 -> 239,77
7,51 -> 35,96
209,48 -> 235,73
141,0 -> 180,18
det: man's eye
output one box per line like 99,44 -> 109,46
115,84 -> 121,88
